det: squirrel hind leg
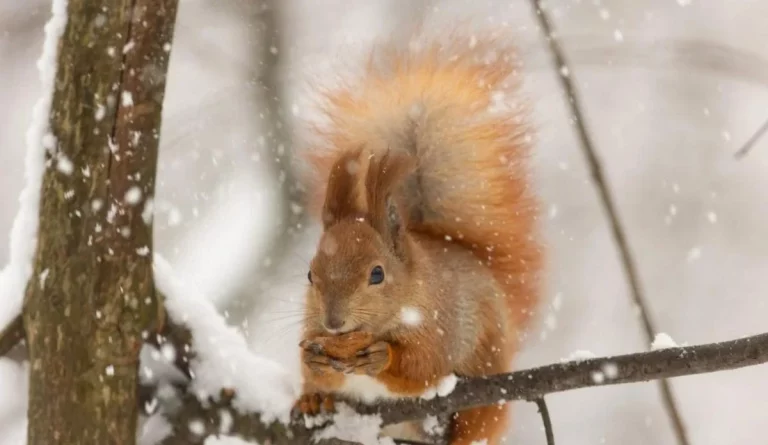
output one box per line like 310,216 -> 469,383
448,403 -> 511,445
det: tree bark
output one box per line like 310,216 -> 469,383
22,1 -> 179,444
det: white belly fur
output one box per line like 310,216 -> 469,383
338,375 -> 428,442
338,374 -> 399,403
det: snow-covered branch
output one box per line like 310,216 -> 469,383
159,391 -> 364,445
154,255 -> 300,423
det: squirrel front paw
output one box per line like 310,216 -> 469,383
300,331 -> 375,358
301,340 -> 349,375
300,333 -> 392,377
347,341 -> 392,376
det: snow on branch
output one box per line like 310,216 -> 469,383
153,255 -> 300,425
160,391 -> 377,445
0,0 -> 68,336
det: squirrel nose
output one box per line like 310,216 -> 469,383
323,315 -> 346,333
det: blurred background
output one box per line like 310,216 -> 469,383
2,0 -> 768,444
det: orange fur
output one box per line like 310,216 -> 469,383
297,33 -> 543,444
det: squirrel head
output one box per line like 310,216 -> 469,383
305,147 -> 417,335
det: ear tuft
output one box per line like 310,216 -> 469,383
365,149 -> 417,259
321,147 -> 370,228
320,147 -> 416,259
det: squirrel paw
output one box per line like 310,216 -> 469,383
302,344 -> 349,375
347,341 -> 392,376
300,331 -> 375,359
294,392 -> 336,417
300,335 -> 392,376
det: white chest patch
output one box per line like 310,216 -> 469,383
339,374 -> 400,403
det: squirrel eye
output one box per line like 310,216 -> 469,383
307,270 -> 313,284
369,265 -> 385,285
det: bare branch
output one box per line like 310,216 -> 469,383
0,315 -> 24,357
734,116 -> 768,159
162,331 -> 768,444
528,2 -> 690,444
534,398 -> 555,445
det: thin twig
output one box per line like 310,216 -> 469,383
534,398 -> 555,445
528,2 -> 690,444
0,314 -> 24,357
734,116 -> 768,159
162,330 -> 768,444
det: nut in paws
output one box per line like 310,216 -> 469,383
300,334 -> 392,376
300,331 -> 375,359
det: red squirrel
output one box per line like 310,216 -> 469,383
295,33 -> 543,444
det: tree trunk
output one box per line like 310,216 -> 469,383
22,0 -> 179,444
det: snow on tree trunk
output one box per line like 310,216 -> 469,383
22,0 -> 178,443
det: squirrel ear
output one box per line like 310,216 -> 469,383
321,147 -> 369,228
365,149 -> 416,259
384,195 -> 407,259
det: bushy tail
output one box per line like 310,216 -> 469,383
300,32 -> 543,336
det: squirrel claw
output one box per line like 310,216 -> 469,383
329,358 -> 347,372
294,393 -> 336,417
303,347 -> 347,375
347,341 -> 391,376
299,339 -> 325,355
